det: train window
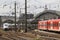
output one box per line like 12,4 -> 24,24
50,24 -> 52,26
38,22 -> 43,26
50,22 -> 53,26
44,23 -> 47,26
40,24 -> 43,26
40,23 -> 44,26
47,22 -> 53,26
5,25 -> 8,26
53,23 -> 58,26
48,24 -> 50,26
39,22 -> 47,26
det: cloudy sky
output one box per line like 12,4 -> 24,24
0,0 -> 60,17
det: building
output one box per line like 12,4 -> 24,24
35,10 -> 60,21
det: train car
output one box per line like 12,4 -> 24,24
38,20 -> 47,30
47,19 -> 60,31
38,19 -> 60,32
3,23 -> 18,31
51,19 -> 60,31
3,23 -> 10,31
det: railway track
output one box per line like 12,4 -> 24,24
0,29 -> 60,40
31,30 -> 60,40
0,30 -> 35,40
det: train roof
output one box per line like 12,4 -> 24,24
39,19 -> 60,22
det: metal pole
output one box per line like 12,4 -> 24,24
20,8 -> 21,15
15,1 -> 17,31
25,0 -> 27,32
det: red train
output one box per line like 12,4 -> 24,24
38,19 -> 60,31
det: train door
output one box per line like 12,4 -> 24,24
43,21 -> 47,30
53,20 -> 59,31
47,20 -> 53,30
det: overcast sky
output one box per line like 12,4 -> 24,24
0,0 -> 60,17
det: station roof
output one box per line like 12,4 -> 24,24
35,10 -> 60,19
